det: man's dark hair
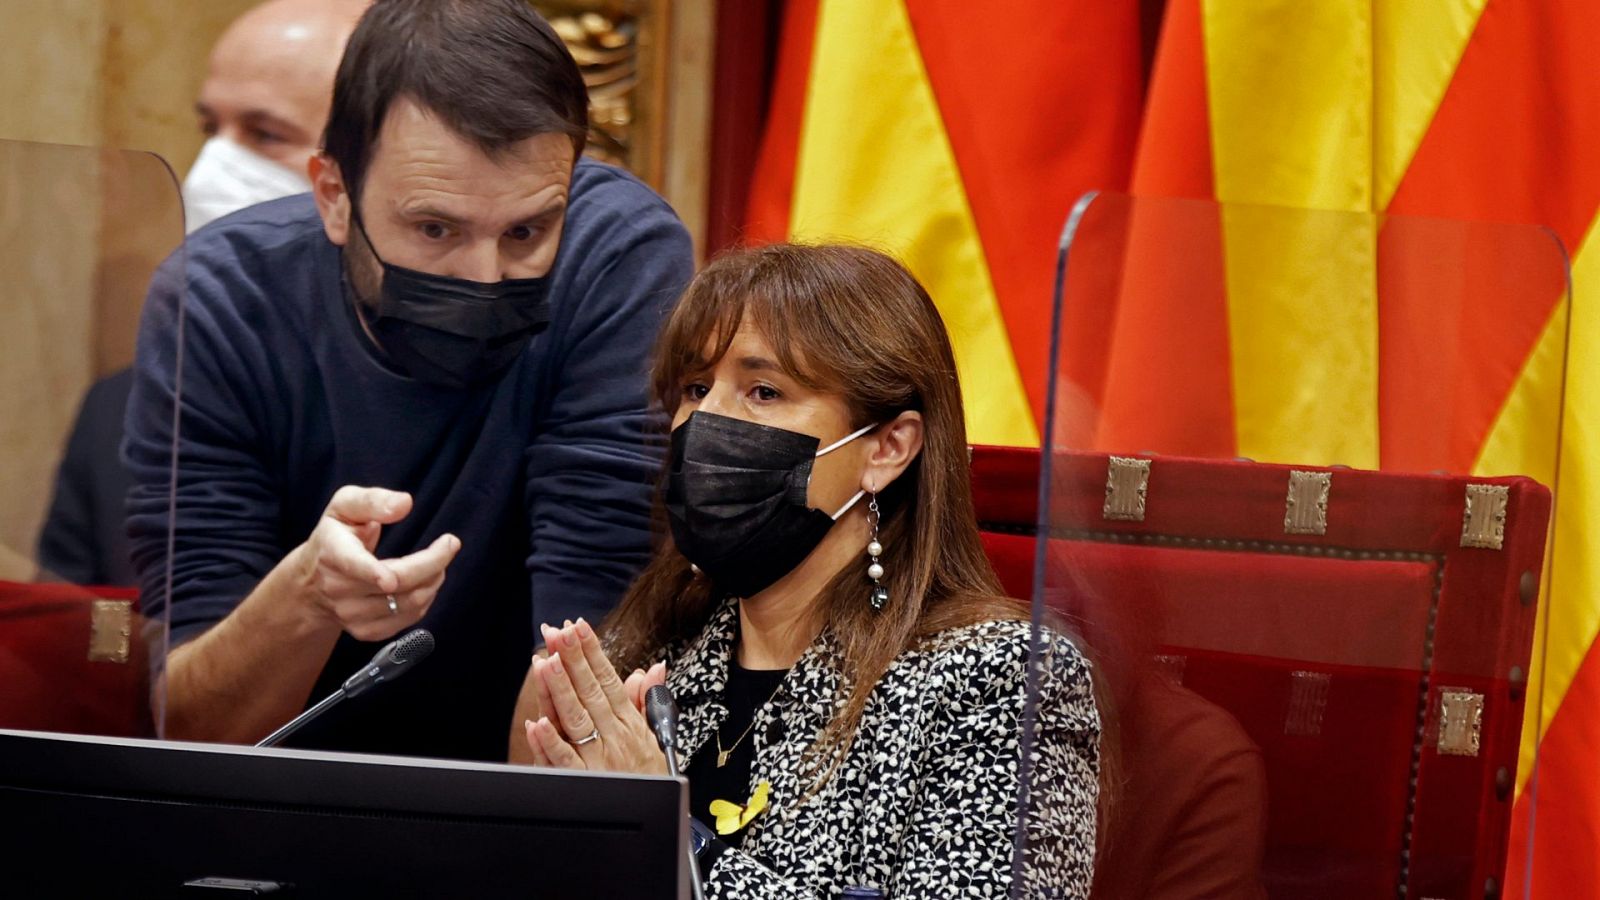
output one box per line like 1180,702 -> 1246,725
323,0 -> 589,201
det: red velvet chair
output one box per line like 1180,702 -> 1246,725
0,580 -> 153,738
971,445 -> 1547,900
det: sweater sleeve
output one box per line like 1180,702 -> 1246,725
522,172 -> 693,631
123,244 -> 286,648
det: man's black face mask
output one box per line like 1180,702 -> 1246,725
349,209 -> 554,389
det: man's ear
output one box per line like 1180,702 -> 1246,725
861,410 -> 925,494
310,153 -> 351,247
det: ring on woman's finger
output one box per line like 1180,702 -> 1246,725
386,594 -> 399,615
574,728 -> 601,747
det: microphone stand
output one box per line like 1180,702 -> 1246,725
663,747 -> 707,900
255,629 -> 435,749
257,689 -> 346,748
647,686 -> 706,900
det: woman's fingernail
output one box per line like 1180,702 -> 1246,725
549,655 -> 564,675
577,618 -> 593,639
524,718 -> 534,731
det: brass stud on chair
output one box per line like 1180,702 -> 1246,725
1518,570 -> 1538,606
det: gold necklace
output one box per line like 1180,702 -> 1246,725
716,681 -> 786,768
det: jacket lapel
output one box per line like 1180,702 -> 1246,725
663,597 -> 854,859
667,598 -> 738,768
740,629 -> 845,852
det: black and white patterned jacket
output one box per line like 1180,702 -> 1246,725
662,598 -> 1100,899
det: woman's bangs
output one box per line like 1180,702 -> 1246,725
743,292 -> 831,391
655,272 -> 746,407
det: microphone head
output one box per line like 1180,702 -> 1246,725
645,684 -> 677,721
388,628 -> 435,668
343,629 -> 436,698
644,683 -> 678,744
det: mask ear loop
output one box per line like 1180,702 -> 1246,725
829,489 -> 866,520
815,421 -> 879,457
820,422 -> 878,519
819,419 -> 883,518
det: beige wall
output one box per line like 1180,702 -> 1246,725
0,0 -> 248,575
100,1 -> 260,175
0,0 -> 251,172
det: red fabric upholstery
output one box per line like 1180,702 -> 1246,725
971,445 -> 1548,900
0,580 -> 152,737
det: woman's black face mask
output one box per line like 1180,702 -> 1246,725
350,211 -> 554,389
665,411 -> 876,599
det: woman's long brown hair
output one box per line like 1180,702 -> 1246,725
603,242 -> 1027,773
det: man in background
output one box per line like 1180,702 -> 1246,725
36,0 -> 367,585
185,0 -> 369,231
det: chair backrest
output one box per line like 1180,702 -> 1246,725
0,580 -> 152,738
971,445 -> 1547,900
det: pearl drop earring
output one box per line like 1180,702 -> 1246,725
867,490 -> 888,611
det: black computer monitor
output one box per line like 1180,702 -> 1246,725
0,728 -> 686,898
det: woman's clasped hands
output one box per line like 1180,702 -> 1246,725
523,617 -> 670,775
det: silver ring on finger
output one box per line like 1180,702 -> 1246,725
386,594 -> 399,615
574,728 -> 601,747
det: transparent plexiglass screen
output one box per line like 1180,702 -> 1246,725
1011,193 -> 1570,900
0,138 -> 186,740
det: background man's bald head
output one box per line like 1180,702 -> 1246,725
197,0 -> 370,171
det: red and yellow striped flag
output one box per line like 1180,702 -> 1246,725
744,0 -> 1144,447
1128,1 -> 1600,893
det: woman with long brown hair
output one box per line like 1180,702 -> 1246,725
522,243 -> 1098,898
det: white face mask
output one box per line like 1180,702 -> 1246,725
181,136 -> 312,234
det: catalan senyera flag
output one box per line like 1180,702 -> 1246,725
744,0 -> 1143,447
1127,1 -> 1600,894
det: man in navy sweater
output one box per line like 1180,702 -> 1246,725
124,0 -> 692,761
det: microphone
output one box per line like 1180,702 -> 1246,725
645,684 -> 679,756
644,685 -> 704,900
342,628 -> 436,698
257,629 -> 435,748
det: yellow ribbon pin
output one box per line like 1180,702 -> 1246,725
709,780 -> 771,836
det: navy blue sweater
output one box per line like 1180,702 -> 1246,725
124,160 -> 692,760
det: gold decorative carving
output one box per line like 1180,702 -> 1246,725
1461,484 -> 1509,550
536,1 -> 666,185
1153,653 -> 1187,685
1103,456 -> 1151,522
89,599 -> 132,664
1285,670 -> 1331,737
1284,470 -> 1331,535
1437,688 -> 1484,757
